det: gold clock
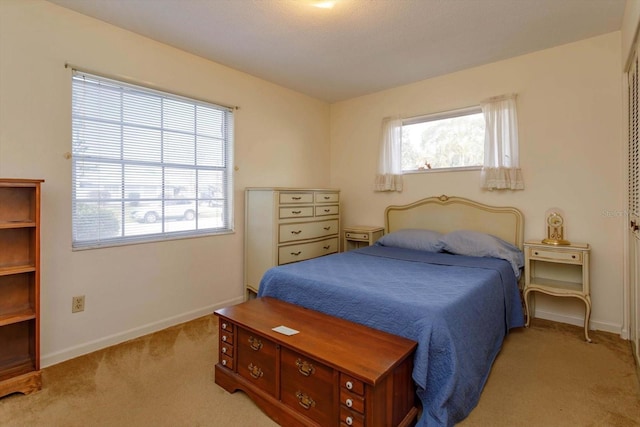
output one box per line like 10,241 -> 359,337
542,211 -> 570,245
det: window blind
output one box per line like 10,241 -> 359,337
71,70 -> 234,248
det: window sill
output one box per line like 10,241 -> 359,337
403,166 -> 482,174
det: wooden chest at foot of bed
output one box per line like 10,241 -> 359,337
214,297 -> 418,427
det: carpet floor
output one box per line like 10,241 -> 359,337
0,315 -> 638,426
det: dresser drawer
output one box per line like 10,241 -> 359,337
345,232 -> 369,240
340,405 -> 365,427
220,353 -> 234,370
279,220 -> 338,243
315,192 -> 339,204
280,192 -> 313,204
278,237 -> 339,265
281,347 -> 335,426
279,206 -> 313,219
528,247 -> 583,264
220,342 -> 234,359
315,205 -> 339,217
340,373 -> 365,395
236,328 -> 277,396
340,388 -> 365,414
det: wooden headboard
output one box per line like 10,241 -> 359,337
384,195 -> 524,249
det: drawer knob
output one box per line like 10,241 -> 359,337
295,358 -> 316,376
345,380 -> 353,390
534,251 -> 539,255
248,336 -> 263,351
295,391 -> 316,410
572,255 -> 576,259
222,335 -> 228,342
222,359 -> 227,366
222,322 -> 228,329
248,363 -> 263,379
345,398 -> 353,408
345,416 -> 353,426
222,347 -> 227,354
291,230 -> 302,235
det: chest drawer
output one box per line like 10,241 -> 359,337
528,247 -> 583,264
315,192 -> 339,203
315,204 -> 339,217
278,237 -> 339,265
280,347 -> 335,426
279,193 -> 313,204
279,219 -> 338,243
279,206 -> 313,219
236,328 -> 277,396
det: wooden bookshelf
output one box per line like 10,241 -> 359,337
0,179 -> 43,397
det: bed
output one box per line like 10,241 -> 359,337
257,195 -> 525,427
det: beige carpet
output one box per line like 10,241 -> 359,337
0,315 -> 638,426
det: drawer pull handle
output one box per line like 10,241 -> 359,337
295,359 -> 316,376
323,245 -> 331,250
323,226 -> 331,230
345,398 -> 353,408
248,363 -> 263,379
291,210 -> 302,214
345,416 -> 353,426
534,252 -> 539,255
572,255 -> 576,259
324,209 -> 330,212
345,380 -> 353,390
291,230 -> 302,235
292,196 -> 302,200
248,336 -> 263,351
295,391 -> 316,410
291,251 -> 302,256
323,196 -> 330,199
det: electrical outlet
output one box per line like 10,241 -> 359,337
72,295 -> 85,313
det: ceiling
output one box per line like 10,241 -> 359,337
47,0 -> 626,102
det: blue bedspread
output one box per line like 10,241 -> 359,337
258,245 -> 524,427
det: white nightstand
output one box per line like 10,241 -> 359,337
343,226 -> 384,251
523,240 -> 591,342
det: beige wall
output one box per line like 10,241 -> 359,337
0,0 -> 330,366
330,32 -> 624,333
0,0 -> 627,367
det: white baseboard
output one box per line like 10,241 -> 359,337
534,309 -> 623,336
41,296 -> 244,368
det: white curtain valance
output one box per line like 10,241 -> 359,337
374,116 -> 403,192
480,94 -> 524,190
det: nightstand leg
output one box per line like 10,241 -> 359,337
524,289 -> 532,327
583,297 -> 592,343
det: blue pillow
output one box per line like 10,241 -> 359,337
439,230 -> 524,277
376,229 -> 444,252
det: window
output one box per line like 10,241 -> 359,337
71,70 -> 234,249
401,107 -> 484,172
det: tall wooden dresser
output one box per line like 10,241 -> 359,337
0,178 -> 43,397
244,187 -> 340,298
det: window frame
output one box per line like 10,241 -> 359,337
401,105 -> 484,174
70,70 -> 235,250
